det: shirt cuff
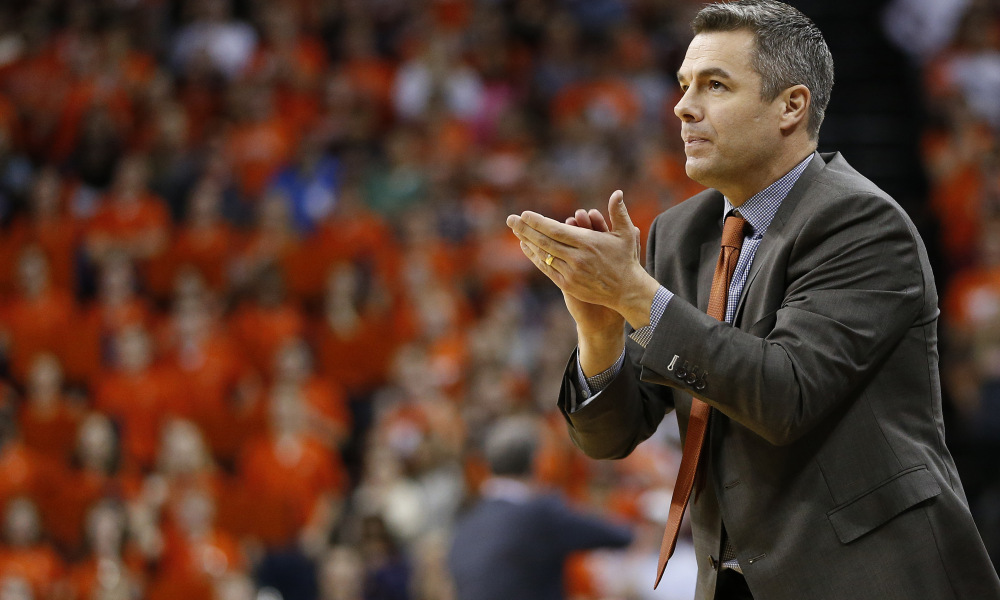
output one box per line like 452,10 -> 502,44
628,286 -> 673,348
570,286 -> 672,413
571,348 -> 625,412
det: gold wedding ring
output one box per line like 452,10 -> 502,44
545,253 -> 555,266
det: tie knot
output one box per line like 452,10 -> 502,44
721,215 -> 747,249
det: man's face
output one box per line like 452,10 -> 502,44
674,30 -> 787,198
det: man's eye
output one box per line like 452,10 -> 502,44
710,80 -> 725,90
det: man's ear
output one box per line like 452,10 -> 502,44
779,84 -> 811,133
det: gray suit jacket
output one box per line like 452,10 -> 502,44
558,152 -> 1000,600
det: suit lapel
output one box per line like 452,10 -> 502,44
733,151 -> 828,324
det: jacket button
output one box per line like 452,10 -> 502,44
685,372 -> 698,385
675,363 -> 688,379
695,378 -> 707,391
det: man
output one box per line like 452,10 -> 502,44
506,1 -> 1000,599
447,416 -> 633,600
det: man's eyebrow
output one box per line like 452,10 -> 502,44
677,66 -> 733,83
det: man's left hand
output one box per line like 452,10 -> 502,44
506,190 -> 660,329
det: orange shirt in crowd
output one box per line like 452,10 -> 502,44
1,288 -> 76,384
238,433 -> 347,540
304,208 -> 398,293
69,551 -> 145,600
1,52 -> 70,158
157,526 -> 243,583
84,192 -> 171,261
225,118 -> 295,199
0,442 -> 54,510
249,38 -> 328,132
146,222 -> 239,296
160,335 -> 255,464
214,474 -> 297,548
146,573 -> 214,600
0,542 -> 66,600
313,309 -> 410,397
64,298 -> 153,386
930,162 -> 983,269
249,37 -> 328,88
550,77 -> 641,128
565,553 -> 599,600
0,92 -> 18,139
343,55 -> 397,113
39,465 -> 143,555
92,368 -> 182,470
299,377 -> 352,446
535,413 -> 593,503
942,266 -> 1000,330
18,398 -> 82,464
0,216 -> 79,295
229,301 -> 306,376
49,78 -> 133,163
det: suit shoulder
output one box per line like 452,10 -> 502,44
650,187 -> 721,234
805,153 -> 917,232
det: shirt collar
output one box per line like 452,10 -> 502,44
481,477 -> 534,503
723,153 -> 814,236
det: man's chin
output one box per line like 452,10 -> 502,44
684,157 -> 714,186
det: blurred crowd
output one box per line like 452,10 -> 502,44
0,0 -> 996,599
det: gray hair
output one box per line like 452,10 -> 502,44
692,0 -> 834,139
483,416 -> 539,477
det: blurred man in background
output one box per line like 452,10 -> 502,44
448,416 -> 632,600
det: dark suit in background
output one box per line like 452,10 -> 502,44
447,416 -> 632,600
449,488 -> 633,600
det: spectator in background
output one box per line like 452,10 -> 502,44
0,497 -> 65,600
68,500 -> 144,600
93,324 -> 178,471
43,412 -> 140,557
317,545 -> 365,600
171,0 -> 257,82
0,166 -> 78,294
68,251 -> 153,386
17,353 -> 80,465
84,153 -> 170,268
356,513 -> 411,600
392,37 -> 484,124
942,215 -> 1000,438
269,130 -> 341,234
0,246 -> 74,384
448,415 -> 633,600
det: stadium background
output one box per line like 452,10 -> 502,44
0,0 -> 996,598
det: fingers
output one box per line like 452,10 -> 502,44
573,209 -> 593,229
568,209 -> 609,233
518,239 -> 565,286
507,191 -> 624,274
508,211 -> 585,247
588,209 -> 609,232
606,190 -> 634,233
506,213 -> 580,263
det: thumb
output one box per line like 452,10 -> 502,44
607,190 -> 634,232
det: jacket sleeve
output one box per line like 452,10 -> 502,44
540,495 -> 634,555
640,190 -> 929,446
556,218 -> 676,460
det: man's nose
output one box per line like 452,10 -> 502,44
673,89 -> 701,122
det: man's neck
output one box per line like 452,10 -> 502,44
727,143 -> 817,207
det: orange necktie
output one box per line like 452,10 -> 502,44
655,214 -> 747,588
